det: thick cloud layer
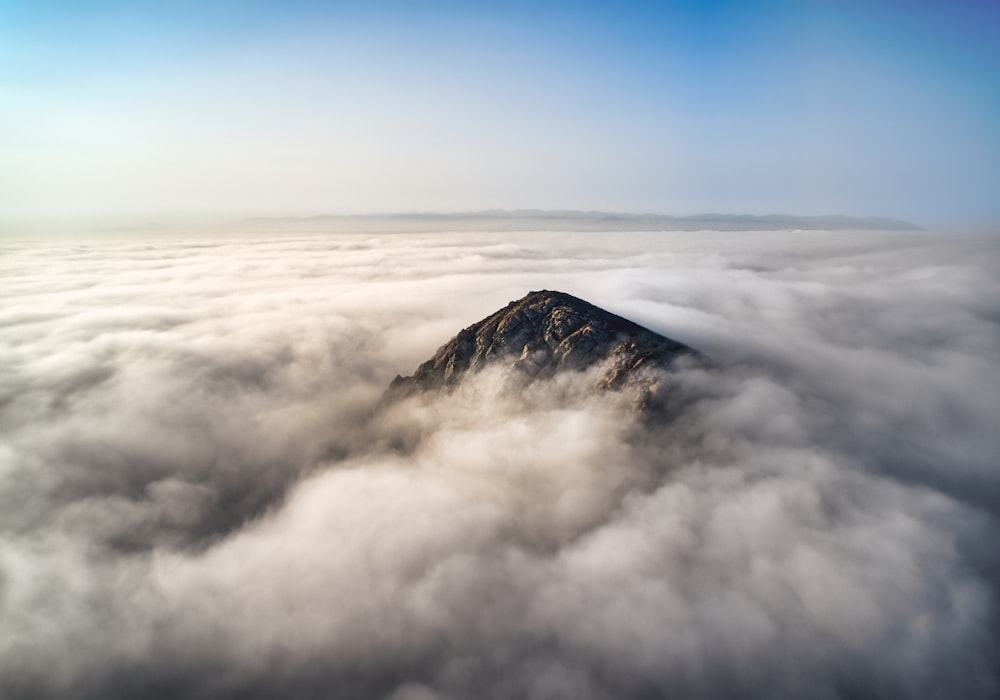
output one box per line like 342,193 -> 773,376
1,229 -> 998,699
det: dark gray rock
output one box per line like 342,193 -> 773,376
388,290 -> 696,399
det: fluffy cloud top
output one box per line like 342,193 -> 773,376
1,229 -> 998,699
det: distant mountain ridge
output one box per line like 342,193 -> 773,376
388,290 -> 696,405
245,210 -> 920,232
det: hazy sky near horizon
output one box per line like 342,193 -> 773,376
2,0 -> 999,224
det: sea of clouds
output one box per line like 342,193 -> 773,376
1,228 -> 998,699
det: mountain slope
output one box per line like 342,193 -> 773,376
388,290 -> 696,398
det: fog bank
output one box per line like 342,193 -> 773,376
1,229 -> 998,699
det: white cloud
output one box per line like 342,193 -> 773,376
0,229 -> 997,699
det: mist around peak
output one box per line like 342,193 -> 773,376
1,229 -> 998,699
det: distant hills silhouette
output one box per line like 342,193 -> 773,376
244,210 -> 919,232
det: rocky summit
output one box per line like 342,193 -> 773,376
388,290 -> 696,398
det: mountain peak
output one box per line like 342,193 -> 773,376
388,290 -> 695,399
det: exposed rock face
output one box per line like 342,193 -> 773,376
388,290 -> 696,398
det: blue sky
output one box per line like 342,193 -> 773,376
2,0 -> 998,224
